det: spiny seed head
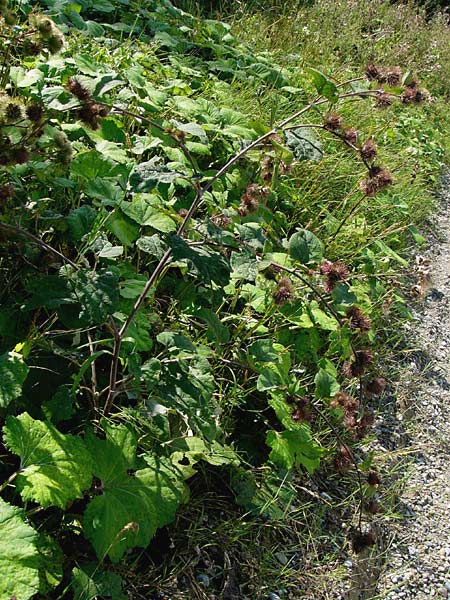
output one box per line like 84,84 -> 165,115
36,16 -> 53,35
211,213 -> 232,228
367,471 -> 381,486
26,103 -> 44,122
365,63 -> 382,81
5,102 -> 23,121
46,33 -> 64,53
0,183 -> 14,202
292,396 -> 313,422
67,78 -> 92,102
334,445 -> 352,473
359,166 -> 393,196
320,260 -> 349,292
273,277 -> 295,306
21,39 -> 43,56
384,66 -> 402,87
291,405 -> 312,422
330,392 -> 359,413
375,92 -> 393,108
324,112 -> 342,131
352,531 -> 376,554
405,77 -> 418,90
10,147 -> 30,164
239,183 -> 269,212
4,9 -> 16,25
261,155 -> 274,183
344,127 -> 358,145
343,349 -> 374,378
346,306 -> 372,333
343,412 -> 358,430
365,377 -> 386,396
401,87 -> 428,104
77,102 -> 102,130
355,409 -> 375,439
360,139 -> 377,162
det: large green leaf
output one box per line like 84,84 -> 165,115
266,427 -> 323,473
66,205 -> 97,241
0,498 -> 40,600
169,235 -> 230,286
120,196 -> 176,232
285,128 -> 323,161
84,427 -> 188,561
69,268 -> 120,326
129,157 -> 184,192
0,351 -> 29,408
85,422 -> 137,486
289,229 -> 323,264
3,413 -> 93,508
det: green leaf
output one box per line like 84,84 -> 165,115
0,351 -> 29,408
266,427 -> 323,473
136,234 -> 168,259
129,157 -> 184,192
66,205 -> 97,241
107,210 -> 140,246
121,197 -> 176,232
69,268 -> 120,326
230,251 -> 259,281
3,413 -> 93,508
289,229 -> 323,264
86,178 -> 125,205
119,277 -> 147,299
169,235 -> 230,286
84,433 -> 187,561
71,150 -> 123,181
0,498 -> 40,600
306,67 -> 339,103
42,386 -> 74,423
308,302 -> 338,330
169,437 -> 238,475
71,565 -> 126,600
285,128 -> 323,161
36,534 -> 64,594
85,422 -> 137,486
195,308 -> 230,344
373,240 -> 409,267
314,368 -> 340,399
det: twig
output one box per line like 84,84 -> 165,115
0,221 -> 79,269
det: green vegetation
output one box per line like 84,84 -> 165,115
0,0 -> 448,598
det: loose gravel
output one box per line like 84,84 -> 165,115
367,172 -> 450,600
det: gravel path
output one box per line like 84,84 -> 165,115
370,173 -> 450,600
